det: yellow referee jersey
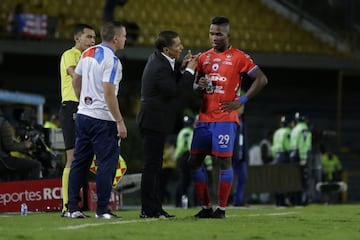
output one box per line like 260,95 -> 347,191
60,47 -> 81,102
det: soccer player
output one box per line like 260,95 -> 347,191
59,23 -> 96,217
189,16 -> 268,218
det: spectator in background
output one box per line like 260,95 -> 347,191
260,131 -> 274,165
0,109 -> 41,180
43,114 -> 60,129
247,132 -> 273,204
321,148 -> 342,182
59,23 -> 96,217
160,136 -> 177,204
7,2 -> 48,39
7,3 -> 26,37
175,115 -> 197,208
272,115 -> 291,207
290,112 -> 312,206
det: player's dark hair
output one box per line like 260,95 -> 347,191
155,30 -> 179,51
74,23 -> 94,36
101,21 -> 126,41
211,16 -> 230,25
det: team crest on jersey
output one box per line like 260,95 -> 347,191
84,96 -> 93,105
212,63 -> 219,71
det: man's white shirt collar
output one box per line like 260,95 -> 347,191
161,52 -> 175,70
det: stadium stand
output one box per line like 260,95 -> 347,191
0,0 -> 348,55
1,0 -> 359,203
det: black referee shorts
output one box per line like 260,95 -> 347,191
59,101 -> 78,150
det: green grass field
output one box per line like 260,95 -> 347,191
1,204 -> 360,240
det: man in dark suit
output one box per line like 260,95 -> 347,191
136,30 -> 199,218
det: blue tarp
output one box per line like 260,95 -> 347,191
0,89 -> 45,124
0,89 -> 45,105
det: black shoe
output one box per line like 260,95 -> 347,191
194,207 -> 213,218
158,210 -> 176,219
212,208 -> 225,219
139,212 -> 156,218
140,210 -> 175,219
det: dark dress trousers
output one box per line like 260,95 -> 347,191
136,50 -> 195,216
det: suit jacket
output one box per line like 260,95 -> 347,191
136,50 -> 195,134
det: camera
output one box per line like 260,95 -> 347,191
15,109 -> 56,177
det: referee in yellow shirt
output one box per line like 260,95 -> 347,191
59,23 -> 96,217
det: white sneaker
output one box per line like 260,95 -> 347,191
95,211 -> 121,219
69,211 -> 87,219
61,210 -> 71,218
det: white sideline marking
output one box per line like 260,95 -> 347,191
246,211 -> 297,217
58,211 -> 297,230
58,218 -> 159,230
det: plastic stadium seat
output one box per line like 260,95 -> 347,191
0,0 -> 344,55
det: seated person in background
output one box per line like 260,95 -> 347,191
7,2 -> 48,40
0,110 -> 42,180
321,148 -> 342,182
7,3 -> 26,36
44,114 -> 60,129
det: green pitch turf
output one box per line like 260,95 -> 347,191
0,204 -> 359,240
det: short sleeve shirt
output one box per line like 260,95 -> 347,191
75,43 -> 123,121
60,47 -> 81,102
196,47 -> 258,123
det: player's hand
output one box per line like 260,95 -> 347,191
181,50 -> 192,69
220,100 -> 242,113
117,121 -> 127,139
197,77 -> 207,90
186,52 -> 201,70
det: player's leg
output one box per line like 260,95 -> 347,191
61,149 -> 73,213
212,122 -> 237,218
67,114 -> 93,218
59,102 -> 77,216
189,123 -> 212,218
93,119 -> 120,218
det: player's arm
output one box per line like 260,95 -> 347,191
103,82 -> 127,139
243,68 -> 268,101
192,54 -> 207,91
66,66 -> 76,79
72,73 -> 82,100
193,75 -> 207,91
220,68 -> 268,112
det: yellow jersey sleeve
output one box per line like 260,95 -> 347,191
60,47 -> 81,102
